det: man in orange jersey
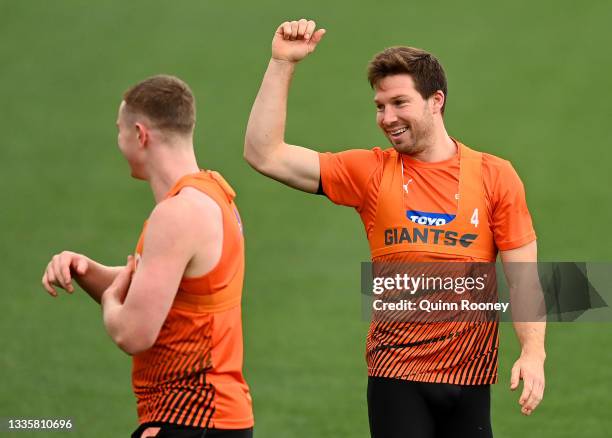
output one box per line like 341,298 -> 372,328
42,75 -> 253,438
244,19 -> 545,438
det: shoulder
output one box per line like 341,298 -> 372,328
149,188 -> 222,235
318,146 -> 388,183
476,151 -> 531,216
481,152 -> 513,171
320,146 -> 388,161
353,146 -> 392,161
462,146 -> 529,210
318,146 -> 391,177
461,141 -> 512,170
480,152 -> 524,187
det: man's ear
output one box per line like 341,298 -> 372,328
430,90 -> 446,115
135,123 -> 149,148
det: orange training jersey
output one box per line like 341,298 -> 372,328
319,140 -> 536,385
131,171 -> 253,428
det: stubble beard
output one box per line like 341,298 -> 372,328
389,123 -> 430,156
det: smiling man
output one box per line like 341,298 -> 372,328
42,75 -> 253,438
244,19 -> 545,438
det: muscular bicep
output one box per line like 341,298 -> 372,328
120,200 -> 200,343
248,142 -> 321,193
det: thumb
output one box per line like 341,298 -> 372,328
75,257 -> 88,275
113,256 -> 135,286
510,363 -> 521,390
126,254 -> 135,272
310,28 -> 326,45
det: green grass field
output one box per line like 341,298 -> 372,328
1,1 -> 611,436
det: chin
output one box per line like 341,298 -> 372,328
391,141 -> 423,156
130,169 -> 147,181
389,139 -> 426,155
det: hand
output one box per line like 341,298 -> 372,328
42,251 -> 89,296
104,255 -> 135,304
272,19 -> 326,63
510,351 -> 546,415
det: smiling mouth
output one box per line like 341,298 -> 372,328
389,127 -> 408,138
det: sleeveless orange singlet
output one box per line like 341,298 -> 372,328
131,171 -> 253,429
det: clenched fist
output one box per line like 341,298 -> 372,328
272,19 -> 326,63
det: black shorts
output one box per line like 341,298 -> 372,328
131,422 -> 253,438
367,377 -> 493,438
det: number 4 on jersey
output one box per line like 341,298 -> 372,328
470,208 -> 479,228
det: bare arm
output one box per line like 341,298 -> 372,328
500,240 -> 546,416
42,251 -> 121,303
244,19 -> 326,193
101,193 -> 221,355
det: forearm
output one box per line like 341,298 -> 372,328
101,292 -> 148,355
508,276 -> 547,358
100,284 -> 156,355
513,320 -> 546,358
502,242 -> 546,357
101,292 -> 125,349
100,256 -> 142,355
75,259 -> 121,304
244,58 -> 295,167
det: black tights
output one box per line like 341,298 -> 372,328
131,423 -> 253,438
367,377 -> 493,438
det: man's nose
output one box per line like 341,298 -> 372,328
381,108 -> 398,126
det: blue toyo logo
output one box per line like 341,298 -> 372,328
407,210 -> 456,226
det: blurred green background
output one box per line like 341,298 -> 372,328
1,0 -> 611,436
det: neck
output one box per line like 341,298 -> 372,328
411,124 -> 457,163
145,140 -> 200,203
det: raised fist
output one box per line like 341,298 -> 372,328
272,19 -> 326,63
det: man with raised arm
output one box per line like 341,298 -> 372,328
43,75 -> 253,438
244,19 -> 545,438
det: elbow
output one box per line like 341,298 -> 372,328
242,141 -> 260,170
114,329 -> 157,356
243,139 -> 283,175
102,301 -> 159,355
243,139 -> 266,172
